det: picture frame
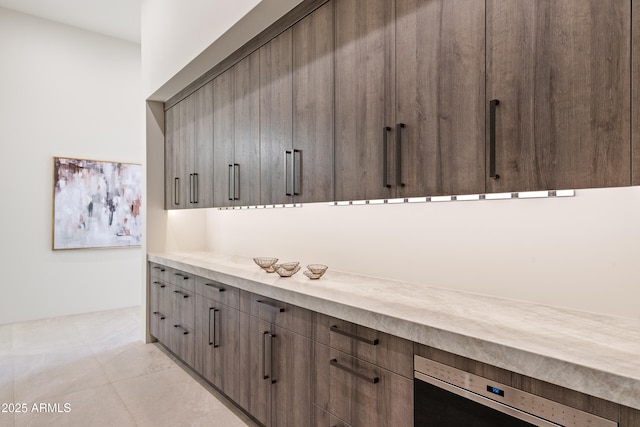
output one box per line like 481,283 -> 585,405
52,156 -> 142,250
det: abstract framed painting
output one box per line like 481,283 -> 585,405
52,157 -> 142,250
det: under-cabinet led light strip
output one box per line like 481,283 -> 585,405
329,189 -> 575,206
217,203 -> 302,210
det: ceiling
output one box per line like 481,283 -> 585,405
0,0 -> 140,43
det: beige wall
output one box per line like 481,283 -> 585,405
203,187 -> 640,319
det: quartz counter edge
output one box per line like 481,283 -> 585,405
147,251 -> 640,411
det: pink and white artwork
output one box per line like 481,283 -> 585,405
53,157 -> 142,250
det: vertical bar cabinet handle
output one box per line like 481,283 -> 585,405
383,126 -> 391,188
193,173 -> 199,204
489,99 -> 500,179
174,177 -> 180,206
285,150 -> 293,196
293,149 -> 301,196
233,164 -> 240,200
228,164 -> 234,201
396,123 -> 406,187
208,307 -> 219,347
189,174 -> 193,204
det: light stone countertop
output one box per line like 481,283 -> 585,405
148,251 -> 640,411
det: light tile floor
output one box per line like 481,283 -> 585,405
0,307 -> 258,427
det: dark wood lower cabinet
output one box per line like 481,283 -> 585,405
313,343 -> 413,427
195,294 -> 240,402
238,311 -> 313,427
313,405 -> 352,427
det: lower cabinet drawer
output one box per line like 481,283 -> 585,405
167,321 -> 195,367
313,343 -> 413,427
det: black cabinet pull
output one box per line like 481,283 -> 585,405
174,177 -> 180,205
285,150 -> 293,196
208,307 -> 219,347
330,359 -> 379,384
192,173 -> 199,204
174,273 -> 189,280
233,164 -> 240,200
152,281 -> 165,288
189,174 -> 193,204
174,324 -> 189,335
173,290 -> 189,298
228,164 -> 234,201
395,123 -> 406,187
262,331 -> 276,383
152,311 -> 165,320
204,282 -> 225,292
489,99 -> 500,179
293,149 -> 301,196
383,126 -> 391,188
153,266 -> 165,272
256,300 -> 285,313
330,325 -> 379,346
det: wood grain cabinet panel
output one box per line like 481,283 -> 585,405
314,343 -> 413,427
195,294 -> 240,402
164,83 -> 214,209
486,0 -> 631,192
260,29 -> 294,205
213,68 -> 236,208
334,0 -> 395,201
313,313 -> 413,379
292,0 -> 335,203
395,0 -> 486,197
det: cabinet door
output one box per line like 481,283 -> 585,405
213,69 -> 236,207
238,313 -> 271,426
165,97 -> 194,209
271,326 -> 312,427
193,81 -> 214,208
395,0 -> 485,197
314,344 -> 413,427
487,0 -> 631,192
234,51 -> 261,207
334,0 -> 395,201
260,29 -> 294,205
292,1 -> 335,203
195,295 -> 240,401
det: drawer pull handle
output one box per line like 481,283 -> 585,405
256,300 -> 285,313
174,324 -> 189,335
173,290 -> 189,298
153,266 -> 165,272
152,311 -> 165,320
153,281 -> 165,288
174,273 -> 189,280
489,99 -> 500,179
330,359 -> 379,384
204,282 -> 225,292
383,126 -> 391,188
330,325 -> 378,346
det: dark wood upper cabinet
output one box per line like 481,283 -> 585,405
260,29 -> 294,205
292,0 -> 335,203
193,82 -> 214,208
334,0 -> 395,201
335,0 -> 485,200
233,51 -> 261,206
213,68 -> 235,208
395,0 -> 486,197
487,0 -> 631,192
165,95 -> 194,209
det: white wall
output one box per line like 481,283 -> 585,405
206,187 -> 640,320
0,8 -> 142,324
141,0 -> 303,100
